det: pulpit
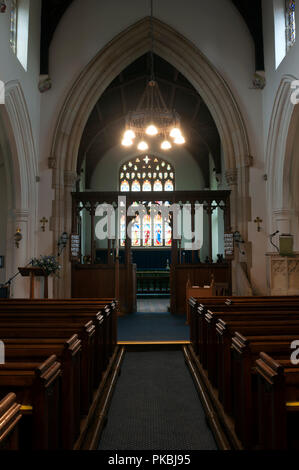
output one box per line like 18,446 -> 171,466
18,266 -> 49,299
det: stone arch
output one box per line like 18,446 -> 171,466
266,75 -> 299,247
0,80 -> 38,296
50,17 -> 251,296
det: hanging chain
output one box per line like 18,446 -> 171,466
150,0 -> 155,82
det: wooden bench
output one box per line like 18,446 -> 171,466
2,336 -> 81,449
216,317 -> 299,414
195,301 -> 299,367
204,310 -> 299,384
231,332 -> 299,448
0,393 -> 22,450
0,299 -> 116,375
256,352 -> 299,450
0,355 -> 61,449
0,320 -> 95,415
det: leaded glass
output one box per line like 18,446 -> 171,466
165,220 -> 172,246
132,180 -> 141,192
154,214 -> 163,246
132,216 -> 141,247
119,156 -> 175,246
286,0 -> 296,48
120,180 -> 130,192
165,180 -> 174,192
143,180 -> 152,192
10,0 -> 17,54
154,180 -> 163,191
120,215 -> 126,247
143,214 -> 152,247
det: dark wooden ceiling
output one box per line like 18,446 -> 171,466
40,0 -> 264,75
78,53 -> 221,188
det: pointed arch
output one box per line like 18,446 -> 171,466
50,17 -> 250,296
0,80 -> 38,295
266,75 -> 299,242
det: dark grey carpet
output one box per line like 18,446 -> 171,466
118,314 -> 189,341
98,351 -> 217,450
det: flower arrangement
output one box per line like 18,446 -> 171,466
31,255 -> 61,277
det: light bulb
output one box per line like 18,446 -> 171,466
124,130 -> 136,140
170,128 -> 182,139
174,135 -> 185,145
146,125 -> 158,136
137,141 -> 149,151
122,138 -> 133,147
161,140 -> 172,150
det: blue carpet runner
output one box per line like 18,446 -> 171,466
98,350 -> 217,450
118,314 -> 189,342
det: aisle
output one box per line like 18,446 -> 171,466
98,350 -> 217,450
118,298 -> 189,342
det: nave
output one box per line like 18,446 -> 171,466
2,294 -> 299,451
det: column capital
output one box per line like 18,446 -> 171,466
225,168 -> 238,187
64,171 -> 78,188
14,209 -> 30,221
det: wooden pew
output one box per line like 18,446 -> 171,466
216,317 -> 299,413
0,393 -> 22,450
0,298 -> 117,449
205,310 -> 299,383
2,336 -> 81,450
188,296 -> 299,353
0,300 -> 115,376
256,352 -> 299,450
0,355 -> 61,449
231,333 -> 299,449
0,320 -> 95,415
196,301 -> 299,368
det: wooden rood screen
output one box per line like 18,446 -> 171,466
71,190 -> 231,314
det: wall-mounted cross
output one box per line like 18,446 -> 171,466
254,217 -> 263,232
40,217 -> 48,232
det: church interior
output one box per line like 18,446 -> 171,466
0,0 -> 299,453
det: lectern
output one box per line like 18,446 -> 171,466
18,266 -> 49,299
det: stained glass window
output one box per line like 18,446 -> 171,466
119,155 -> 175,192
119,156 -> 175,247
120,215 -> 126,247
132,180 -> 141,192
10,0 -> 17,54
165,180 -> 174,192
132,216 -> 141,247
154,214 -> 163,247
142,180 -> 151,192
142,214 -> 152,247
286,0 -> 296,49
154,180 -> 163,191
121,180 -> 130,192
165,220 -> 172,247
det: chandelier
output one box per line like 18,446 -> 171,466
121,0 -> 185,152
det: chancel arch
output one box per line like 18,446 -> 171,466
50,17 -> 251,298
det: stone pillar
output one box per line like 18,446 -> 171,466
225,169 -> 239,295
53,171 -> 77,299
273,209 -> 293,235
12,209 -> 30,298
